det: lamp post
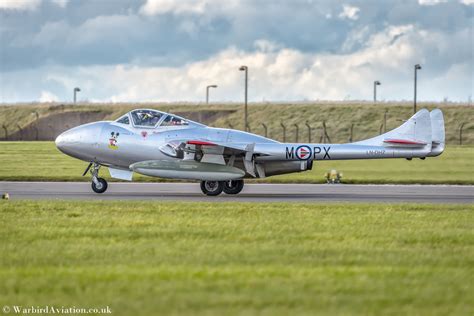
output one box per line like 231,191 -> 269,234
73,87 -> 81,104
414,64 -> 422,114
239,65 -> 248,131
206,85 -> 217,104
373,80 -> 381,103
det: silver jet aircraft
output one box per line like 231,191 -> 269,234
56,108 -> 445,195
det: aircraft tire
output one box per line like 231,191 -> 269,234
200,181 -> 224,196
223,180 -> 244,195
92,178 -> 108,194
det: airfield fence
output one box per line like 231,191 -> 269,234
0,104 -> 473,145
1,118 -> 473,146
231,121 -> 474,145
0,115 -> 473,145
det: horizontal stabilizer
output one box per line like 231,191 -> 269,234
383,138 -> 427,147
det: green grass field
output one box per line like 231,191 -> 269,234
0,141 -> 473,184
0,201 -> 472,315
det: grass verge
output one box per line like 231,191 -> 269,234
0,141 -> 473,184
0,201 -> 472,315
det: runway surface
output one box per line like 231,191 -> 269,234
1,182 -> 473,203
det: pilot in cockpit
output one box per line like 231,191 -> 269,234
132,110 -> 162,127
140,112 -> 153,125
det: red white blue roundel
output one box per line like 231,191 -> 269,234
295,145 -> 312,160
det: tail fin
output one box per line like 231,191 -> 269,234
354,109 -> 432,153
427,109 -> 445,157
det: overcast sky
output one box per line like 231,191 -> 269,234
0,0 -> 472,103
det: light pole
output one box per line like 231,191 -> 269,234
73,87 -> 81,104
239,65 -> 248,131
206,85 -> 217,104
373,80 -> 381,103
414,64 -> 422,114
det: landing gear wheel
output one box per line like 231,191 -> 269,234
92,177 -> 108,194
223,180 -> 244,195
200,181 -> 224,196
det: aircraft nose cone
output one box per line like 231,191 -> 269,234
55,132 -> 66,150
55,129 -> 75,155
55,122 -> 104,160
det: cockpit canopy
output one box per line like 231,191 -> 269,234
115,109 -> 196,128
131,109 -> 162,127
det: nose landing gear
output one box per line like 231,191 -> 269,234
200,180 -> 244,196
92,177 -> 108,194
86,163 -> 108,194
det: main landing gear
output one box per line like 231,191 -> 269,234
223,180 -> 244,195
84,162 -> 108,194
200,180 -> 244,196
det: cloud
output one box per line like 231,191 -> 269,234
0,0 -> 67,10
0,0 -> 41,10
418,0 -> 474,6
39,90 -> 59,102
3,0 -> 471,72
4,23 -> 467,104
0,0 -> 472,103
338,4 -> 360,20
139,0 -> 226,16
418,0 -> 448,5
51,0 -> 68,8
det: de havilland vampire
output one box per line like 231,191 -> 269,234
55,108 -> 445,195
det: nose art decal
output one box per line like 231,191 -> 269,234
108,132 -> 120,150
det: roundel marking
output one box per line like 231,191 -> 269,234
295,145 -> 312,160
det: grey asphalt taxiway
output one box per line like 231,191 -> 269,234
1,182 -> 473,203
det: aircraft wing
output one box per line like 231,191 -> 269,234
187,139 -> 247,152
158,138 -> 271,157
130,140 -> 254,180
185,140 -> 269,177
156,139 -> 270,178
187,139 -> 268,154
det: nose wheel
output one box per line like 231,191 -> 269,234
92,177 -> 108,193
87,163 -> 108,194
